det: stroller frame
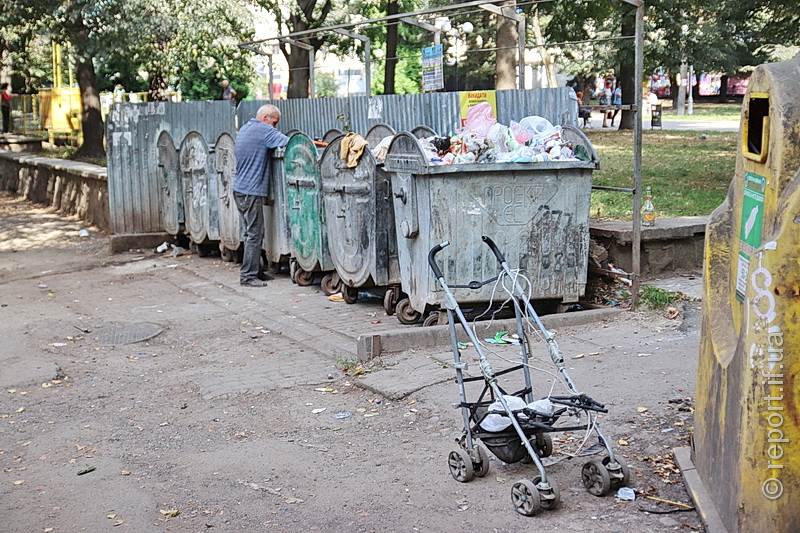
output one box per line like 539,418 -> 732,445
428,236 -> 630,516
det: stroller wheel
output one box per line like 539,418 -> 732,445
582,459 -> 613,496
511,480 -> 541,516
448,448 -> 474,483
532,475 -> 561,510
473,445 -> 490,477
603,456 -> 630,489
533,433 -> 553,458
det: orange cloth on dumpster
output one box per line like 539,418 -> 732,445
340,132 -> 369,168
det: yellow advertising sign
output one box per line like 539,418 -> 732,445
459,90 -> 497,127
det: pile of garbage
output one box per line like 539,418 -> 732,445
373,101 -> 588,165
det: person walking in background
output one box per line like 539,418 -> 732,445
221,79 -> 237,102
600,80 -> 612,128
1,83 -> 18,134
610,82 -> 622,127
233,104 -> 288,287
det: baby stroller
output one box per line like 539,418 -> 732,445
428,236 -> 629,516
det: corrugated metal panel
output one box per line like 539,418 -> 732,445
107,101 -> 236,234
108,90 -> 576,235
237,88 -> 576,140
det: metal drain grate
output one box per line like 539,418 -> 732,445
93,323 -> 164,345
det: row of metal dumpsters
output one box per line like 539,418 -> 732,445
156,122 -> 600,326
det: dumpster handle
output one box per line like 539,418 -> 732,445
428,241 -> 450,280
481,236 -> 507,263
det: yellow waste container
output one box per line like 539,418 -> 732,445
694,53 -> 800,531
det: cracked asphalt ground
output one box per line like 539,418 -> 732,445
1,192 -> 705,532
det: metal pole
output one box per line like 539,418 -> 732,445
335,29 -> 372,98
687,65 -> 694,115
630,0 -> 644,309
517,18 -> 526,90
268,53 -> 274,101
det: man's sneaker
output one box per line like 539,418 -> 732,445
240,278 -> 269,287
257,271 -> 275,281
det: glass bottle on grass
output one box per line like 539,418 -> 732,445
642,186 -> 656,226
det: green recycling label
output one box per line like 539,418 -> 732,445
735,172 -> 766,302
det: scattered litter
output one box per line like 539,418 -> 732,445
328,293 -> 344,302
37,283 -> 48,289
169,244 -> 190,258
572,353 -> 586,359
77,466 -> 96,476
484,331 -> 520,344
155,241 -> 170,253
49,342 -> 68,347
311,408 -> 327,414
616,487 -> 636,501
637,407 -> 648,413
78,229 -> 90,238
159,509 -> 180,517
333,412 -> 351,419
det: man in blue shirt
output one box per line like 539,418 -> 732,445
234,104 -> 289,286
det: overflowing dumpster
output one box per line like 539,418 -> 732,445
156,130 -> 183,236
285,131 -> 335,286
319,132 -> 400,303
213,132 -> 240,261
384,127 -> 598,324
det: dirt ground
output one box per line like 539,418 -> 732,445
1,192 -> 706,532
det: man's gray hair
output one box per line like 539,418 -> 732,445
256,104 -> 281,121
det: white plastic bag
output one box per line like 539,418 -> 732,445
480,395 -> 527,432
519,115 -> 554,136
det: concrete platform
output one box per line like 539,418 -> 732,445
590,216 -> 708,279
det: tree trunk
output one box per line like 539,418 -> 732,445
495,0 -> 517,90
383,0 -> 399,95
286,45 -> 311,99
718,75 -> 729,103
676,63 -> 687,114
74,57 -> 105,159
530,8 -> 556,88
148,72 -> 170,102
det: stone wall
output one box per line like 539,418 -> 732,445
0,151 -> 110,232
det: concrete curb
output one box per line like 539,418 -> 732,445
674,446 -> 728,533
357,306 -> 625,360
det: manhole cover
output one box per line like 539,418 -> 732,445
93,323 -> 164,345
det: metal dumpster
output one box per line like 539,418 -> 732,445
411,125 -> 437,139
156,130 -> 183,236
212,131 -> 240,261
365,123 -> 396,146
384,128 -> 598,324
178,131 -> 220,254
262,144 -> 292,274
322,128 -> 343,144
285,131 -> 335,286
319,132 -> 400,303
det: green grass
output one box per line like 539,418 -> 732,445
639,285 -> 682,310
587,129 -> 737,219
660,101 -> 742,121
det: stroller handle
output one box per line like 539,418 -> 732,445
428,241 -> 450,279
481,235 -> 507,263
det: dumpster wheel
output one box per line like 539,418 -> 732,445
383,289 -> 399,315
342,285 -> 359,304
294,268 -> 315,287
320,273 -> 341,296
396,298 -> 421,325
